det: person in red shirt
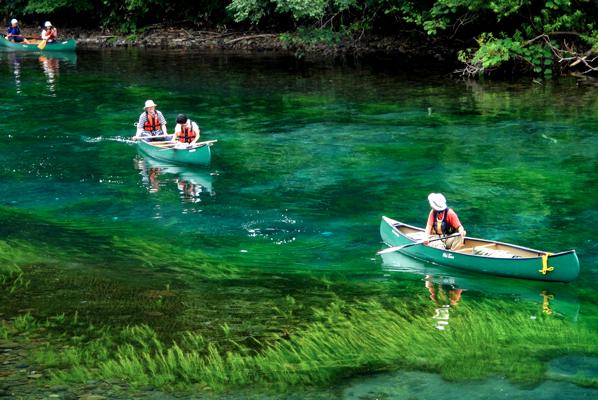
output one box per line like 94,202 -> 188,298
424,193 -> 466,250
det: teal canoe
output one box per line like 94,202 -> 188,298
379,216 -> 579,282
0,37 -> 77,52
137,139 -> 215,166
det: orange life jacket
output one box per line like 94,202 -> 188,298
44,28 -> 57,41
432,209 -> 457,235
143,112 -> 162,134
176,122 -> 197,143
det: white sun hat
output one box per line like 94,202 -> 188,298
11,19 -> 18,25
144,100 -> 157,109
44,21 -> 52,27
428,193 -> 447,211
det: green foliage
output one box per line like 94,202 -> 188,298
23,0 -> 92,14
0,321 -> 9,340
13,312 -> 39,333
227,0 -> 358,25
281,26 -> 343,47
458,32 -> 557,76
226,0 -> 270,24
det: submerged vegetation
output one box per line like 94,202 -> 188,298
3,1 -> 598,76
6,298 -> 598,393
2,206 -> 597,395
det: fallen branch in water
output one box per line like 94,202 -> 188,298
225,34 -> 278,45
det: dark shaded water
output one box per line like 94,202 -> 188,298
0,48 -> 597,398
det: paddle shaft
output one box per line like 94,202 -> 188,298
377,233 -> 461,255
132,134 -> 171,141
155,139 -> 217,149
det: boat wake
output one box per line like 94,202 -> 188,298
82,135 -> 135,144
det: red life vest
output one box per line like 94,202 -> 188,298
143,112 -> 162,134
431,209 -> 457,235
44,28 -> 57,41
176,122 -> 197,143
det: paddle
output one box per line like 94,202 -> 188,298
37,39 -> 47,50
158,139 -> 218,151
131,134 -> 171,141
377,233 -> 461,255
190,139 -> 217,148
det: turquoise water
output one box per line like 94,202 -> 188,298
1,49 -> 597,397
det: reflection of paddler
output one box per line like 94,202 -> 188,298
148,167 -> 161,193
39,55 -> 60,93
136,157 -> 162,193
7,52 -> 22,93
425,276 -> 463,306
176,179 -> 204,202
425,275 -> 462,330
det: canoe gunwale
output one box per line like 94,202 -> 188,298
381,216 -> 576,259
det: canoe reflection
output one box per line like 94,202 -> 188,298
134,156 -> 214,202
381,251 -> 579,321
2,51 -> 77,95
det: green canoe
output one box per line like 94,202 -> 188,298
379,216 -> 579,282
137,139 -> 215,166
0,37 -> 77,52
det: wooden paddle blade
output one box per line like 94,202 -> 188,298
376,245 -> 408,255
37,40 -> 47,50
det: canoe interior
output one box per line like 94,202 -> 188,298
396,225 -> 544,258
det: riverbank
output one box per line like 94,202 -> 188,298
13,25 -> 457,64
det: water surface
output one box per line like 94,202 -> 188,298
1,48 -> 597,397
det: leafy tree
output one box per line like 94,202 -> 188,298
2,0 -> 597,76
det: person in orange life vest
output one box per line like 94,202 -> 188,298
424,193 -> 466,250
135,100 -> 168,141
41,21 -> 58,43
6,19 -> 29,43
172,114 -> 200,148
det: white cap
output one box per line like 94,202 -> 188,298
44,21 -> 52,27
428,193 -> 447,211
144,100 -> 157,109
11,19 -> 18,25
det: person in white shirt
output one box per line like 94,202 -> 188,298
41,21 -> 57,43
172,114 -> 200,147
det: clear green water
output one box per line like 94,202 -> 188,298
0,49 -> 597,397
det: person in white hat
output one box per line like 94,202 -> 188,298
41,21 -> 58,43
6,18 -> 29,43
424,193 -> 466,250
134,100 -> 168,141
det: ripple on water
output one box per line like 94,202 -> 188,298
243,214 -> 300,245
